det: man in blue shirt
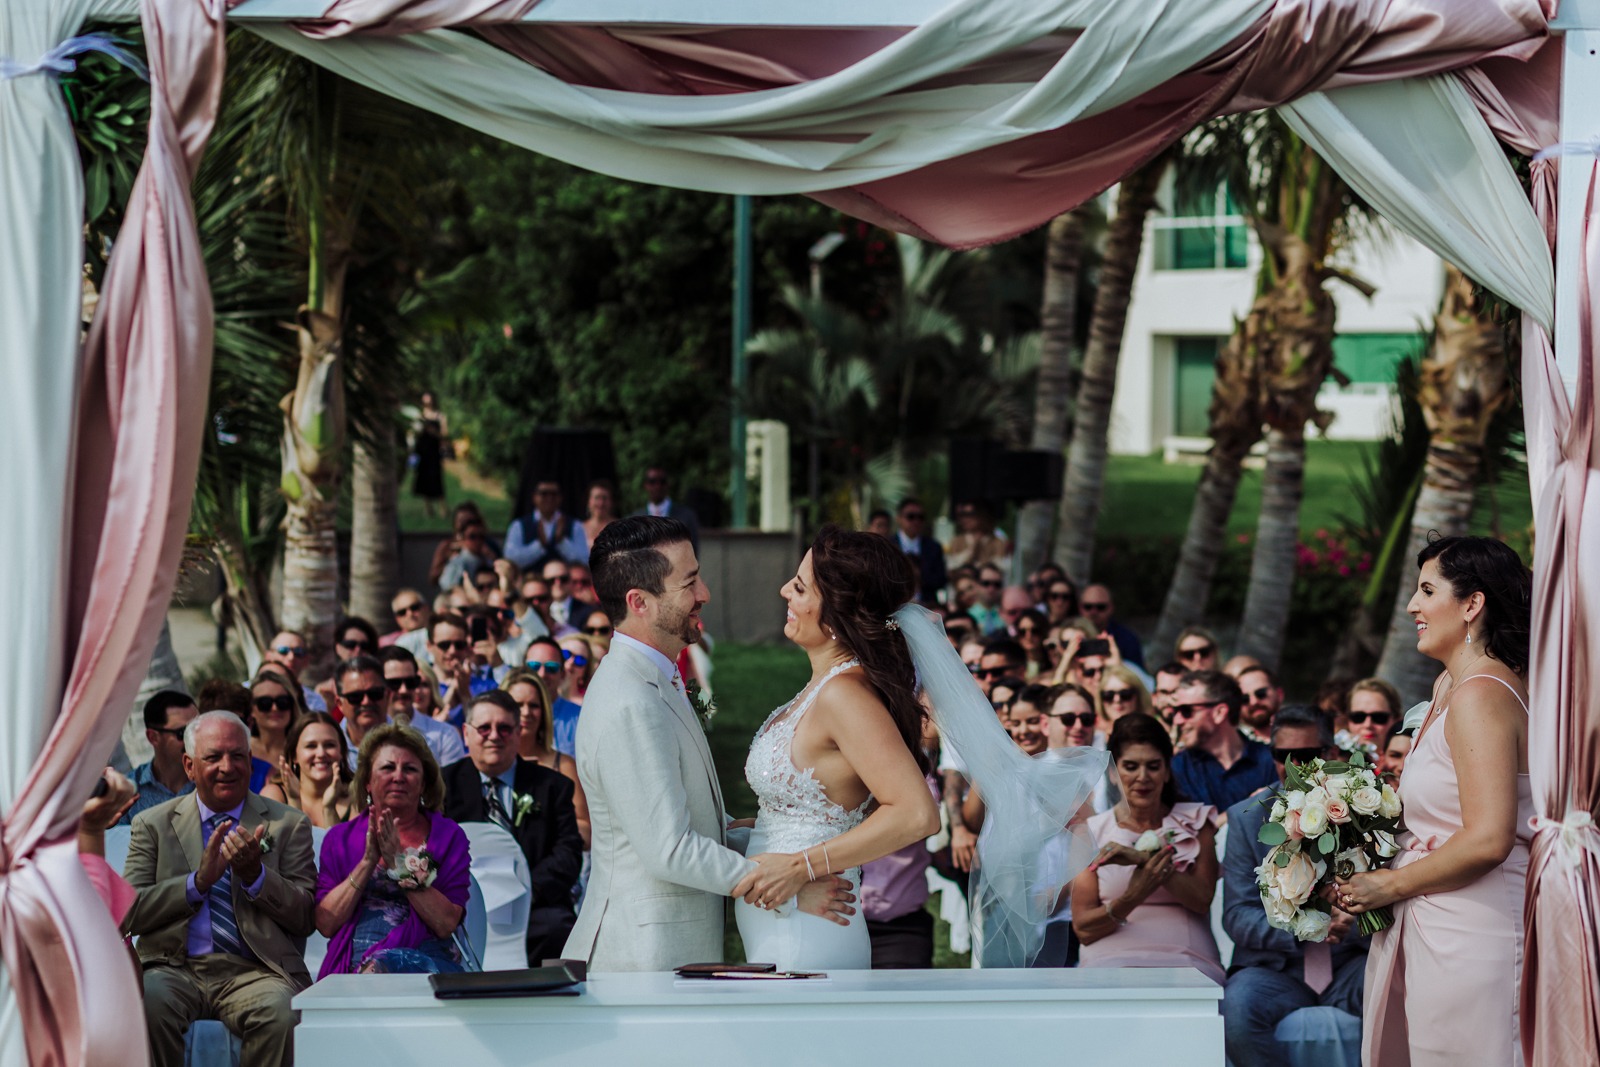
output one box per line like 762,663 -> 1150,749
523,635 -> 583,757
120,690 -> 198,825
1169,670 -> 1278,811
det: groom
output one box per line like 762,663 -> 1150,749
563,516 -> 852,971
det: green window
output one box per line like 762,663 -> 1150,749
1331,333 -> 1425,385
1174,337 -> 1221,437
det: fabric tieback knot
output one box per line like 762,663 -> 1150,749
0,33 -> 149,82
1530,810 -> 1600,868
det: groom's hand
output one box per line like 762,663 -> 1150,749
734,852 -> 810,909
797,876 -> 856,927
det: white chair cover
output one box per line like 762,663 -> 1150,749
1210,820 -> 1233,970
102,825 -> 132,875
461,822 -> 532,971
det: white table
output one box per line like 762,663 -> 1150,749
294,969 -> 1223,1065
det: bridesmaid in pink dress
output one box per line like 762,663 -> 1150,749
1336,536 -> 1533,1067
1072,713 -> 1224,984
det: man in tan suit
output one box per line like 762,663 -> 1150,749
122,711 -> 316,1066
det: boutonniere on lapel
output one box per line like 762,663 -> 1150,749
259,829 -> 274,856
685,680 -> 717,730
513,792 -> 539,828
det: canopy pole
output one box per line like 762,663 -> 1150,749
729,194 -> 753,530
1554,0 -> 1600,396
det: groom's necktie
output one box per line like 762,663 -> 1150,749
483,779 -> 514,832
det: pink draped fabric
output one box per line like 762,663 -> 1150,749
0,0 -> 226,1064
296,0 -> 1550,247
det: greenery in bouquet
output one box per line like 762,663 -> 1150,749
1255,750 -> 1402,939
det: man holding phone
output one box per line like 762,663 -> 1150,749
429,612 -> 503,725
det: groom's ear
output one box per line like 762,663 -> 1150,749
623,587 -> 651,618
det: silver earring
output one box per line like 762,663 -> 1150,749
1465,631 -> 1473,645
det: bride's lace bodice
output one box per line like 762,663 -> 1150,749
744,659 -> 871,855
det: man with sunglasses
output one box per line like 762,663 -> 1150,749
543,559 -> 598,630
524,636 -> 584,758
334,656 -> 397,772
517,576 -> 559,639
1236,665 -> 1284,743
120,690 -> 198,824
377,646 -> 467,769
894,498 -> 946,606
1221,705 -> 1366,1067
967,563 -> 1007,635
382,587 -> 434,657
263,630 -> 328,713
1080,583 -> 1145,670
1167,670 -> 1277,811
630,465 -> 700,555
429,613 -> 503,726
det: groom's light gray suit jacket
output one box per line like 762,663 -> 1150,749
563,638 -> 754,971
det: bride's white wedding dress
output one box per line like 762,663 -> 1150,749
735,659 -> 872,970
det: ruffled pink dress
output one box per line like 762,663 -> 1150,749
1079,802 -> 1224,984
1363,675 -> 1533,1066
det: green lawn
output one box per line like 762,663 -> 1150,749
394,463 -> 513,533
1097,441 -> 1532,543
710,642 -> 971,967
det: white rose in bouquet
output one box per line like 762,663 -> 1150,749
1263,886 -> 1299,928
1299,800 -> 1330,838
1306,785 -> 1332,809
1349,785 -> 1383,816
1271,798 -> 1287,823
1283,790 -> 1307,812
1322,775 -> 1351,799
1378,784 -> 1401,819
1276,848 -> 1321,906
1371,829 -> 1400,858
1292,908 -> 1333,942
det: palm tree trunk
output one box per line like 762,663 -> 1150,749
119,617 -> 188,771
1057,162 -> 1166,585
1151,441 -> 1253,659
350,424 -> 401,624
1236,428 -> 1306,667
1015,205 -> 1091,574
1376,265 -> 1508,703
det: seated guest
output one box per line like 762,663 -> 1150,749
1174,626 -> 1221,673
966,562 -> 1007,635
1097,665 -> 1153,726
197,679 -> 274,793
120,690 -> 197,825
1150,661 -> 1185,721
262,630 -> 327,713
1340,676 -> 1401,759
314,724 -> 472,976
248,666 -> 307,795
1222,705 -> 1367,1067
1169,670 -> 1278,811
383,587 -> 433,659
122,711 -> 316,1067
505,669 -> 590,847
80,767 -> 139,927
524,636 -> 583,757
1012,608 -> 1051,679
438,518 -> 499,594
441,691 -> 584,966
1072,713 -> 1223,984
1079,583 -> 1145,670
1377,719 -> 1413,787
378,645 -> 468,768
263,712 -> 354,828
1235,665 -> 1284,744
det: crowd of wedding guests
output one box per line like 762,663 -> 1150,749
82,471 -> 1528,1067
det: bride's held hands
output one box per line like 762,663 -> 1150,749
728,818 -> 757,830
734,852 -> 811,909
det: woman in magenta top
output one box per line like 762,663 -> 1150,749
1071,713 -> 1223,984
314,724 -> 472,977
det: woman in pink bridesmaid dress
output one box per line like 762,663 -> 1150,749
1336,536 -> 1533,1067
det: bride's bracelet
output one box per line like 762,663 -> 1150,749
823,842 -> 833,876
802,849 -> 817,881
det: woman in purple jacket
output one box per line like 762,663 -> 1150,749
314,723 -> 472,976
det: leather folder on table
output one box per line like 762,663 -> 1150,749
430,964 -> 583,999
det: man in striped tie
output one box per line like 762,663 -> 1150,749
123,711 -> 317,1066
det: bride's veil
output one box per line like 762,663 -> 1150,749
892,603 -> 1107,967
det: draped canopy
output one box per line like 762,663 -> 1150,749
0,0 -> 1595,1064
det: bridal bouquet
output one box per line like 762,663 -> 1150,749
1256,751 -> 1402,939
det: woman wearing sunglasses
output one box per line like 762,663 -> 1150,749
1096,666 -> 1153,727
248,666 -> 309,796
1012,609 -> 1052,680
1339,677 -> 1402,757
558,635 -> 598,706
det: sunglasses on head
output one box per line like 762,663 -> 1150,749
339,685 -> 387,706
1178,643 -> 1215,660
1056,711 -> 1096,728
337,638 -> 371,652
272,645 -> 307,657
1100,688 -> 1136,704
434,639 -> 470,653
561,650 -> 589,669
1347,710 -> 1392,725
527,659 -> 562,673
393,602 -> 425,617
252,695 -> 295,713
384,676 -> 424,692
1273,746 -> 1323,765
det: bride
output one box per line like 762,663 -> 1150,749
734,526 -> 1105,970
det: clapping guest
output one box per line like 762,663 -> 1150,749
314,724 -> 472,976
443,692 -> 584,966
263,712 -> 354,828
1072,714 -> 1223,984
506,669 -> 591,847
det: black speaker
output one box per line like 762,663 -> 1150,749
512,429 -> 617,524
948,437 -> 1062,505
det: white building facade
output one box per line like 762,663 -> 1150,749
1109,177 -> 1445,456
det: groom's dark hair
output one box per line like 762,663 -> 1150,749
591,515 -> 694,624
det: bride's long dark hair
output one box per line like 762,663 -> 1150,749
808,525 -> 930,774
